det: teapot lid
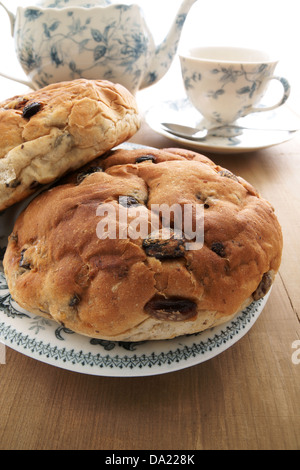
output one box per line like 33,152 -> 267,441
35,0 -> 112,7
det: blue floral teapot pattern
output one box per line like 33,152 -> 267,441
0,0 -> 198,94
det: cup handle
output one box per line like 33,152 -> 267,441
246,76 -> 291,115
0,71 -> 36,90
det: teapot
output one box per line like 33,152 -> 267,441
0,0 -> 198,94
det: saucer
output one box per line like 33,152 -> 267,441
145,98 -> 300,154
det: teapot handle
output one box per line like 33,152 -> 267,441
0,1 -> 16,36
0,3 -> 36,90
0,71 -> 36,90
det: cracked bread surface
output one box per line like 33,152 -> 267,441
0,79 -> 140,211
3,147 -> 283,341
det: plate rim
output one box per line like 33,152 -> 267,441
0,270 -> 270,377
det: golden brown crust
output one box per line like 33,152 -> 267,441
3,147 -> 283,341
0,79 -> 140,211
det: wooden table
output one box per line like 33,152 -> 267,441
0,99 -> 299,451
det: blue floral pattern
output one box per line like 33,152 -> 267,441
0,266 -> 269,376
38,0 -> 111,7
183,63 -> 274,98
180,58 -> 291,125
16,5 -> 152,91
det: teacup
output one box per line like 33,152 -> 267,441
179,46 -> 291,128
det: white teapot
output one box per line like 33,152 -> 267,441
0,0 -> 198,94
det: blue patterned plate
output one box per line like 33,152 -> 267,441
0,143 -> 271,376
0,268 -> 270,376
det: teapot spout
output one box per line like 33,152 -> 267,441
140,0 -> 197,90
0,2 -> 16,36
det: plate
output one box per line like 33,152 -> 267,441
145,98 -> 300,154
0,143 -> 271,377
0,269 -> 270,377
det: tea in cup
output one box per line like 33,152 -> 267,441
179,46 -> 291,128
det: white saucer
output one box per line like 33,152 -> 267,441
145,98 -> 300,154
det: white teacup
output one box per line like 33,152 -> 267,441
179,46 -> 291,128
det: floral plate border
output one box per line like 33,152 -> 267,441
0,268 -> 270,377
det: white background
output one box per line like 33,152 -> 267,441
0,0 -> 299,111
